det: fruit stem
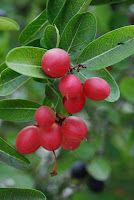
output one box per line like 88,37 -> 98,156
50,150 -> 57,177
69,64 -> 86,73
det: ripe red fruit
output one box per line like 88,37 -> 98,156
59,74 -> 82,98
62,136 -> 81,150
39,123 -> 62,151
61,116 -> 88,141
35,106 -> 56,127
63,92 -> 86,114
41,48 -> 70,78
83,77 -> 110,101
16,126 -> 40,154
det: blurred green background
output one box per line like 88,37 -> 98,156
0,1 -> 134,200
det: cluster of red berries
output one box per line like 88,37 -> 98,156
41,48 -> 111,114
15,48 -> 111,176
16,106 -> 87,176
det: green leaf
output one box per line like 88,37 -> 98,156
76,26 -> 134,70
6,47 -> 48,79
0,68 -> 30,96
119,77 -> 134,103
43,25 -> 60,49
0,17 -> 19,31
91,0 -> 127,5
19,9 -> 47,45
60,12 -> 96,60
0,99 -> 41,122
44,84 -> 63,113
46,0 -> 66,24
0,63 -> 8,74
0,137 -> 30,169
0,188 -> 46,200
87,157 -> 111,181
75,68 -> 120,102
54,0 -> 92,33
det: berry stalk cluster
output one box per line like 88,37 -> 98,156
15,48 -> 111,176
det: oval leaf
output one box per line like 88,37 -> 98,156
0,99 -> 41,122
47,0 -> 66,24
60,12 -> 96,60
6,47 -> 48,79
0,17 -> 19,31
75,68 -> 120,102
0,137 -> 30,169
87,157 -> 111,181
76,26 -> 134,70
54,0 -> 92,33
119,77 -> 134,103
19,9 -> 47,45
43,25 -> 60,49
0,188 -> 46,200
0,68 -> 30,96
91,0 -> 127,5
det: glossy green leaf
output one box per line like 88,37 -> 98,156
119,77 -> 134,103
0,17 -> 19,31
0,68 -> 30,96
0,63 -> 8,74
44,84 -> 63,113
0,99 -> 41,122
6,47 -> 48,79
60,12 -> 96,60
75,68 -> 120,102
87,157 -> 111,181
47,0 -> 66,24
91,0 -> 127,5
0,188 -> 46,200
76,26 -> 134,70
54,0 -> 92,33
0,137 -> 30,169
43,25 -> 60,49
19,9 -> 47,45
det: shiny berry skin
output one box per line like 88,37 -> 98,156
71,161 -> 87,179
35,106 -> 56,128
61,136 -> 81,150
59,74 -> 82,98
41,48 -> 70,78
39,123 -> 62,151
15,126 -> 40,154
63,92 -> 86,114
61,116 -> 88,141
83,77 -> 110,101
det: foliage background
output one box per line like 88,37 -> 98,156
0,0 -> 134,199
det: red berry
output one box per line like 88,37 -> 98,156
41,48 -> 70,78
39,123 -> 62,151
15,126 -> 40,154
35,106 -> 56,127
83,77 -> 110,101
59,74 -> 82,98
62,136 -> 81,150
63,92 -> 86,114
61,116 -> 88,141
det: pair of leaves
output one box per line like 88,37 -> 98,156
47,0 -> 92,33
0,17 -> 19,31
75,25 -> 134,70
0,188 -> 46,200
